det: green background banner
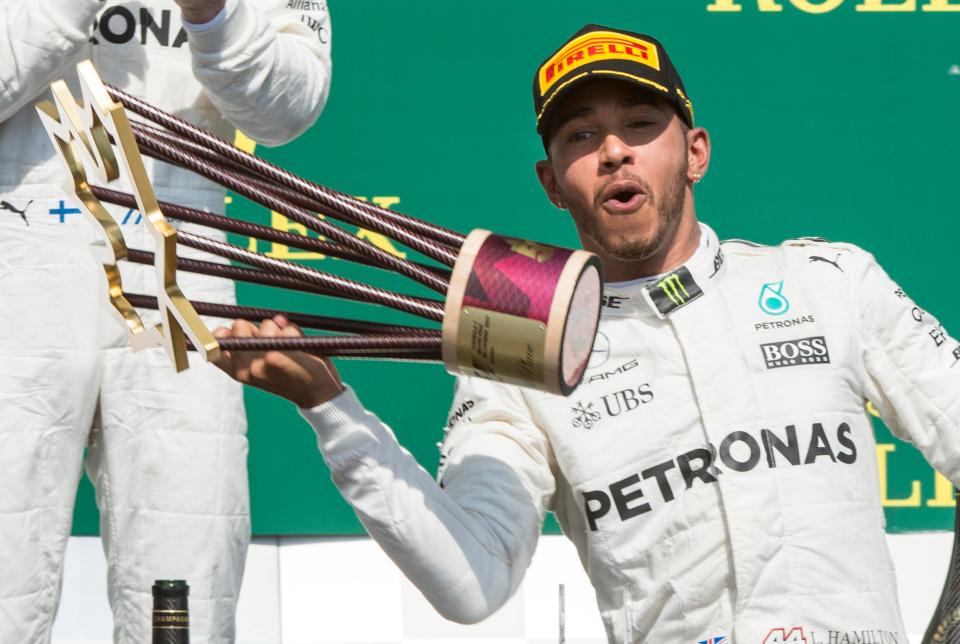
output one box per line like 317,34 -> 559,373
72,0 -> 960,535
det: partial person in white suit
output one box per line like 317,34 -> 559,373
212,24 -> 960,644
0,0 -> 332,641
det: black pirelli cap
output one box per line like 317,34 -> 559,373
533,24 -> 694,137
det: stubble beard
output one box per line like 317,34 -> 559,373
562,159 -> 689,262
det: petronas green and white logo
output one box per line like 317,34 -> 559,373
759,280 -> 790,316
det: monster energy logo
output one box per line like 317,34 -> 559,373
647,267 -> 703,317
658,274 -> 690,306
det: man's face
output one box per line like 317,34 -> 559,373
537,80 -> 693,262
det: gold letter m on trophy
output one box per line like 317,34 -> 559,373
35,60 -> 218,370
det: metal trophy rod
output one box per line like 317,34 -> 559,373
185,335 -> 442,361
133,133 -> 452,293
124,293 -> 440,338
175,231 -> 445,322
123,249 -> 443,333
209,342 -> 442,361
130,120 -> 460,267
125,248 -> 352,301
216,334 -> 442,357
107,83 -> 466,249
122,242 -> 444,323
123,244 -> 445,333
91,185 -> 452,280
124,248 -> 444,335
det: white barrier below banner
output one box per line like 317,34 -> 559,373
53,533 -> 952,643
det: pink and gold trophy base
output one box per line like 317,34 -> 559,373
442,229 -> 602,396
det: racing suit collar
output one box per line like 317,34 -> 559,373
601,223 -> 723,320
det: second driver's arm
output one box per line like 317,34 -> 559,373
213,316 -> 557,623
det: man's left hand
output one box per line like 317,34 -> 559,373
175,0 -> 227,26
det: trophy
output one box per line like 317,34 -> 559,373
36,61 -> 602,395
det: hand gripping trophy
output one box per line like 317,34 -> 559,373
36,61 -> 603,396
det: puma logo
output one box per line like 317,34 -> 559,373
809,253 -> 843,273
0,200 -> 32,226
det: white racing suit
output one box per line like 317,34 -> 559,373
301,223 -> 960,643
0,1 -> 331,641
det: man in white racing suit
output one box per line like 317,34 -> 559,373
0,1 -> 331,641
211,24 -> 960,643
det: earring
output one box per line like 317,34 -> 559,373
692,172 -> 703,184
555,199 -> 566,209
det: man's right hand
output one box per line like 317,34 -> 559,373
213,315 -> 344,409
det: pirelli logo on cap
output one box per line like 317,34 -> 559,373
538,31 -> 661,96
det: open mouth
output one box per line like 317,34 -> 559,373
612,190 -> 639,203
599,181 -> 647,214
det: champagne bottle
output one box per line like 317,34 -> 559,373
923,489 -> 960,644
152,580 -> 190,644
